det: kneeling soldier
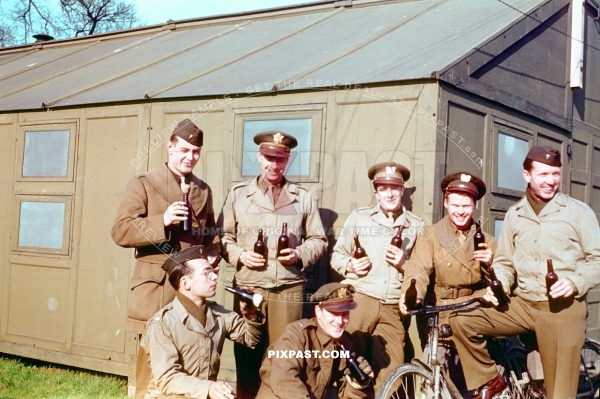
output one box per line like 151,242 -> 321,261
141,246 -> 264,399
257,283 -> 373,399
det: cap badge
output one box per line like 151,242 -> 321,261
189,134 -> 193,139
385,166 -> 396,175
460,174 -> 472,183
545,153 -> 550,160
273,132 -> 284,145
335,287 -> 348,299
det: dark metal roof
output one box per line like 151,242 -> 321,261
0,0 -> 547,111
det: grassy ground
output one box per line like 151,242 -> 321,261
0,354 -> 129,399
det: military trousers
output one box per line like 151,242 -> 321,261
234,282 -> 305,399
449,295 -> 586,399
345,294 -> 411,390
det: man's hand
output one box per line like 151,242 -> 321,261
482,285 -> 509,306
163,201 -> 189,226
209,381 -> 236,399
385,245 -> 406,271
474,242 -> 493,267
240,251 -> 265,269
347,256 -> 372,277
278,248 -> 300,266
549,278 -> 578,298
399,293 -> 422,315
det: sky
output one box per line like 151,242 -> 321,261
133,0 -> 313,25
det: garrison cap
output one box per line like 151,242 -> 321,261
310,283 -> 357,312
441,171 -> 486,201
254,131 -> 298,158
173,118 -> 203,147
368,162 -> 410,186
161,245 -> 208,274
525,146 -> 562,167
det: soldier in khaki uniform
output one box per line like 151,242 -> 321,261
450,146 -> 600,399
142,246 -> 264,399
111,119 -> 220,399
330,162 -> 424,390
399,171 -> 495,394
257,283 -> 373,399
219,131 -> 327,399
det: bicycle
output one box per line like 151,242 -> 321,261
375,298 -> 600,399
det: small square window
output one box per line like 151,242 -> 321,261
23,130 -> 70,177
18,201 -> 66,249
497,133 -> 528,192
242,119 -> 312,176
494,219 -> 504,239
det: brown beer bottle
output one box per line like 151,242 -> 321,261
277,223 -> 289,257
254,229 -> 265,256
489,267 -> 508,306
473,220 -> 485,251
546,259 -> 559,298
404,278 -> 418,310
180,177 -> 191,231
353,236 -> 367,259
390,226 -> 404,248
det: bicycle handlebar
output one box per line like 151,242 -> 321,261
406,297 -> 484,316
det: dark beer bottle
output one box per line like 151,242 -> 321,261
404,279 -> 418,310
224,286 -> 263,307
181,177 -> 191,231
546,259 -> 559,298
390,226 -> 404,249
353,236 -> 367,259
340,344 -> 369,384
254,229 -> 265,256
277,223 -> 289,257
473,220 -> 485,251
489,267 -> 508,306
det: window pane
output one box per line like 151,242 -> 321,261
242,119 -> 312,176
497,133 -> 527,191
18,202 -> 65,249
23,130 -> 70,177
494,219 -> 504,239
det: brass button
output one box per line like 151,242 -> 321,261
447,262 -> 452,267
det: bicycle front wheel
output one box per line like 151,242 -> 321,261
376,363 -> 454,399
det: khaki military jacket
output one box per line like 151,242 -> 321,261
401,216 -> 497,325
141,298 -> 263,399
111,163 -> 220,333
257,318 -> 367,399
219,176 -> 327,288
330,205 -> 424,304
493,192 -> 600,301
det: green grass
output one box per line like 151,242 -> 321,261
0,354 -> 129,399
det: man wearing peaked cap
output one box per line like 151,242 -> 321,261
450,146 -> 600,399
111,118 -> 220,399
142,245 -> 264,399
219,130 -> 327,399
331,161 -> 424,391
257,283 -> 373,399
400,171 -> 496,395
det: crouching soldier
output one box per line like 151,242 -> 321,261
257,283 -> 373,399
141,246 -> 264,399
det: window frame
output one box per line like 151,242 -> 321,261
231,105 -> 324,183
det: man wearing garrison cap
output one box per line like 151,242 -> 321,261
331,161 -> 424,391
399,171 -> 496,395
219,131 -> 327,399
112,118 -> 221,399
450,146 -> 600,399
142,246 -> 264,399
257,283 -> 373,399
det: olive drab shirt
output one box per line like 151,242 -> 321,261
493,192 -> 600,301
111,163 -> 221,333
401,216 -> 497,325
219,176 -> 327,288
257,318 -> 367,399
330,205 -> 424,304
141,298 -> 263,399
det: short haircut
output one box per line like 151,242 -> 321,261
168,261 -> 192,291
523,158 -> 534,172
169,134 -> 179,144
